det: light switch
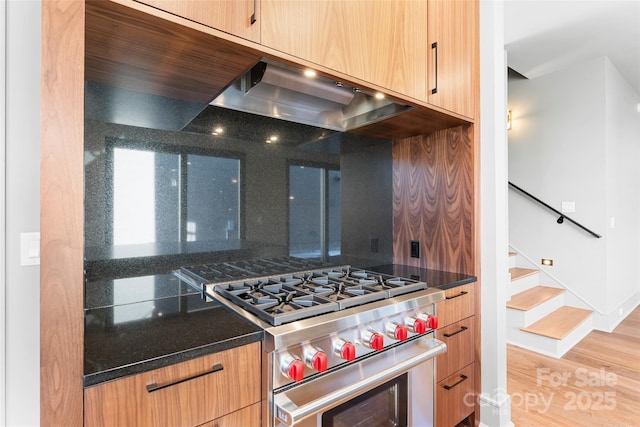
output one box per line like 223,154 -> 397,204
20,232 -> 40,266
561,201 -> 575,213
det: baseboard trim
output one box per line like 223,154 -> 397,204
593,292 -> 640,332
478,391 -> 514,427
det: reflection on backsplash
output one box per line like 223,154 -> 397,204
84,92 -> 394,277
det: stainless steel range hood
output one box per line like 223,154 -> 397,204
210,61 -> 413,132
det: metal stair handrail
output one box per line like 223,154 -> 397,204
508,181 -> 602,238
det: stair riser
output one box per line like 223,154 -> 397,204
508,315 -> 593,358
509,273 -> 539,297
507,293 -> 565,327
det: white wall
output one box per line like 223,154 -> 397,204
1,0 -> 7,424
604,60 -> 640,320
508,57 -> 640,329
4,1 -> 41,425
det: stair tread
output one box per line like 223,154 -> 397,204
520,306 -> 592,340
509,267 -> 539,281
507,286 -> 565,311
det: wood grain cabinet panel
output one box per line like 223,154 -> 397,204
260,0 -> 428,100
84,343 -> 261,427
135,0 -> 261,42
197,402 -> 261,427
437,316 -> 475,381
427,0 -> 476,118
436,283 -> 475,328
436,362 -> 475,427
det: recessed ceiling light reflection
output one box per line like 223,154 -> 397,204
304,69 -> 317,78
266,135 -> 279,144
375,92 -> 385,100
212,126 -> 224,135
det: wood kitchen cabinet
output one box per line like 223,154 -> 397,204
84,343 -> 261,427
436,284 -> 476,426
135,0 -> 261,42
428,0 -> 477,119
260,0 -> 428,101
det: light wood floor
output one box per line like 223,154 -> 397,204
507,305 -> 640,426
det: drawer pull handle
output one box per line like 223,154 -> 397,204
146,363 -> 224,393
443,326 -> 468,338
445,290 -> 468,300
443,374 -> 468,391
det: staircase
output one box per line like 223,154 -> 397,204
507,251 -> 593,358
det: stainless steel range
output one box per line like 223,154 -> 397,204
175,258 -> 447,427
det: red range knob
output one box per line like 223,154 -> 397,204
340,342 -> 356,362
413,318 -> 427,334
427,314 -> 439,330
311,351 -> 328,372
369,333 -> 384,351
394,325 -> 409,341
286,359 -> 305,382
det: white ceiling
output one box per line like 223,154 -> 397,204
504,0 -> 640,95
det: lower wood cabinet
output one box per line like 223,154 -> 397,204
196,402 -> 261,427
84,342 -> 261,427
436,362 -> 475,427
436,284 -> 477,426
437,316 -> 475,381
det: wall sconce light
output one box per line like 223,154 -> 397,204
507,110 -> 512,130
541,258 -> 553,266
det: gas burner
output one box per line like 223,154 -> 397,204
176,260 -> 428,326
217,280 -> 338,325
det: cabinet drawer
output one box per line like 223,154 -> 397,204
436,362 -> 475,427
436,284 -> 475,327
437,316 -> 475,381
84,342 -> 261,427
197,402 -> 261,427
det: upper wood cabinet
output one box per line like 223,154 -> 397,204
135,0 -> 261,42
427,0 -> 476,119
260,0 -> 428,101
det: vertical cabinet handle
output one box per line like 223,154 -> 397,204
146,363 -> 224,393
443,374 -> 468,390
431,42 -> 438,95
250,0 -> 257,25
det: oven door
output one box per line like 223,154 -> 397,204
272,337 -> 446,427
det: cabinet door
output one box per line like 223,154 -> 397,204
428,0 -> 476,118
136,0 -> 260,42
84,343 -> 261,427
436,283 -> 475,328
437,316 -> 475,380
261,0 -> 428,100
436,362 -> 475,427
197,402 -> 261,427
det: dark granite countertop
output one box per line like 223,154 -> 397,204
367,264 -> 477,290
83,274 -> 262,387
83,264 -> 474,387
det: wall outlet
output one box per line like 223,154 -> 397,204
561,201 -> 575,213
410,240 -> 420,258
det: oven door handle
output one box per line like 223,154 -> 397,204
273,338 -> 447,427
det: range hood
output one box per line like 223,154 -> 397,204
210,61 -> 413,132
